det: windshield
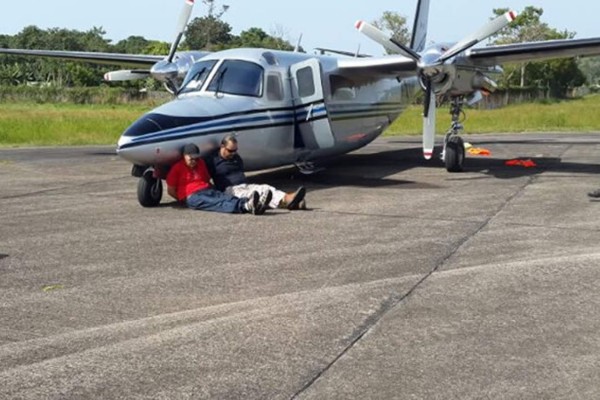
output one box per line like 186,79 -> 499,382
207,60 -> 263,97
178,60 -> 218,94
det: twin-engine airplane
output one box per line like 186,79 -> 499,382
2,0 -> 600,206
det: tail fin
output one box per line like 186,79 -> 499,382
410,0 -> 430,52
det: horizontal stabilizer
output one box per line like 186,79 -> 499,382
314,47 -> 371,58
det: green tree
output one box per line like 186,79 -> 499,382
578,57 -> 600,87
114,36 -> 150,54
372,11 -> 410,54
184,15 -> 232,50
144,40 -> 170,55
4,26 -> 111,86
490,6 -> 585,97
231,27 -> 293,50
183,1 -> 232,50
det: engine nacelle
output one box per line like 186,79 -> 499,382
442,69 -> 499,96
150,51 -> 209,92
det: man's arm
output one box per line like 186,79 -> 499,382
166,162 -> 181,201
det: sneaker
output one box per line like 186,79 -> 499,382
255,190 -> 273,215
588,189 -> 600,198
286,186 -> 306,210
244,191 -> 260,214
288,198 -> 307,210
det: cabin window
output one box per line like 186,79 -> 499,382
207,60 -> 264,97
329,74 -> 356,100
178,60 -> 218,94
266,73 -> 284,101
296,66 -> 315,97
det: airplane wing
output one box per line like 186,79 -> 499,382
466,37 -> 600,66
336,55 -> 418,78
314,47 -> 372,58
0,48 -> 164,68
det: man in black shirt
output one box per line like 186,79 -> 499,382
205,135 -> 307,210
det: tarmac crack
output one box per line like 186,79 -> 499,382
290,174 -> 539,399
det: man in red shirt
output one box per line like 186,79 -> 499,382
166,143 -> 265,214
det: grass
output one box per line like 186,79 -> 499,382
386,95 -> 600,135
1,95 -> 600,147
0,103 -> 151,146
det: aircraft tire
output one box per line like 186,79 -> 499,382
137,171 -> 163,207
445,136 -> 465,172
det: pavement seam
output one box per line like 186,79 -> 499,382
290,173 -> 539,399
0,176 -> 130,201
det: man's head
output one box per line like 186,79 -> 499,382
182,143 -> 201,167
219,135 -> 239,160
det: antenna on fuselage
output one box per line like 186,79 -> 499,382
354,44 -> 361,58
294,34 -> 303,52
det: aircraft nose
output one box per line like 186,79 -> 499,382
116,113 -> 168,152
122,114 -> 165,138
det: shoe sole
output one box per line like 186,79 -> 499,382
250,192 -> 260,215
256,191 -> 272,215
287,187 -> 306,210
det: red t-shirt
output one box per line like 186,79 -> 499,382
166,158 -> 212,201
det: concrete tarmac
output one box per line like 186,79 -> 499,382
1,134 -> 600,399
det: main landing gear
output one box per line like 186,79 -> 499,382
441,97 -> 466,172
133,165 -> 163,207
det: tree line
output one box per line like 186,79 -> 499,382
1,5 -> 599,98
0,9 -> 294,88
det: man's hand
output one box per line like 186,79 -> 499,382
167,185 -> 178,201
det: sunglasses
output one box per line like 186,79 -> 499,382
224,147 -> 238,153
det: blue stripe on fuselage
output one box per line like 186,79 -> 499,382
118,101 -> 396,150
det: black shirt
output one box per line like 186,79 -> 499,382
204,149 -> 247,191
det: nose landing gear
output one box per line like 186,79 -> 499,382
441,97 -> 466,172
137,169 -> 163,207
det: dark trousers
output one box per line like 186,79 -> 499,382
186,188 -> 246,213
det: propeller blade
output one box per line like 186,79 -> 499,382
167,0 -> 195,63
422,86 -> 436,160
438,10 -> 517,63
423,79 -> 432,118
104,70 -> 150,81
355,20 -> 420,61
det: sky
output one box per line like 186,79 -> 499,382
1,0 -> 598,56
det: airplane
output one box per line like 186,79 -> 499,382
2,0 -> 600,207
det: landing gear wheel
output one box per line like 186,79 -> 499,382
137,170 -> 163,207
445,136 -> 465,172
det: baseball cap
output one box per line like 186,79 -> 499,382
182,143 -> 201,158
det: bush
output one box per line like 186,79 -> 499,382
0,85 -> 170,105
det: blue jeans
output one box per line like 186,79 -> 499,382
186,188 -> 247,213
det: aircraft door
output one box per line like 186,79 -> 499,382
289,59 -> 335,150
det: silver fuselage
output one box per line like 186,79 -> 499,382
116,48 -> 420,171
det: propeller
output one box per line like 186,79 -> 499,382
103,0 -> 196,86
167,0 -> 195,63
356,11 -> 517,159
355,20 -> 420,61
103,70 -> 150,82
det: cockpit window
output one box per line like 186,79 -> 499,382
207,60 -> 263,97
179,60 -> 218,94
